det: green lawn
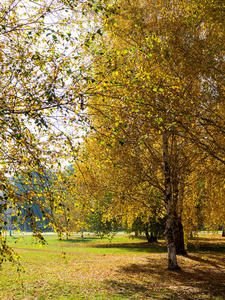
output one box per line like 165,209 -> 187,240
0,233 -> 225,299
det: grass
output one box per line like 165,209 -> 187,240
0,233 -> 225,299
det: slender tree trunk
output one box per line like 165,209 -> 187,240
145,230 -> 151,242
64,208 -> 69,239
9,219 -> 12,236
163,130 -> 180,270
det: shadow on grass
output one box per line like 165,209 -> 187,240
105,279 -> 174,300
188,238 -> 225,253
185,253 -> 225,269
60,237 -> 100,244
191,237 -> 224,241
105,254 -> 225,300
92,242 -> 168,254
61,236 -> 168,253
7,236 -> 20,240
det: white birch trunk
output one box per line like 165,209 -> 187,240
163,130 -> 180,269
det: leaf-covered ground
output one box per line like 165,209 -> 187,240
0,234 -> 225,299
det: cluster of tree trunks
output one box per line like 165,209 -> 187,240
145,231 -> 158,243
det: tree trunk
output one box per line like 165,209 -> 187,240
163,130 -> 180,270
222,226 -> 225,237
150,232 -> 158,242
165,216 -> 180,269
173,215 -> 187,255
145,230 -> 151,242
170,132 -> 187,256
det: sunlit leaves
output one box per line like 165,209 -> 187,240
0,0 -> 92,265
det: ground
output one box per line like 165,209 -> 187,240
0,233 -> 225,299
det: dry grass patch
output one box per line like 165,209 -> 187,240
0,234 -> 225,299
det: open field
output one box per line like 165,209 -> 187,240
0,233 -> 225,300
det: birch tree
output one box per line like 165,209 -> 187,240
73,0 -> 224,269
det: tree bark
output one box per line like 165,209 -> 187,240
173,215 -> 187,255
163,130 -> 180,270
170,131 -> 187,255
222,226 -> 225,237
165,217 -> 180,269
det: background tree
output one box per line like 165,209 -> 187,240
50,167 -> 90,238
85,192 -> 121,237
